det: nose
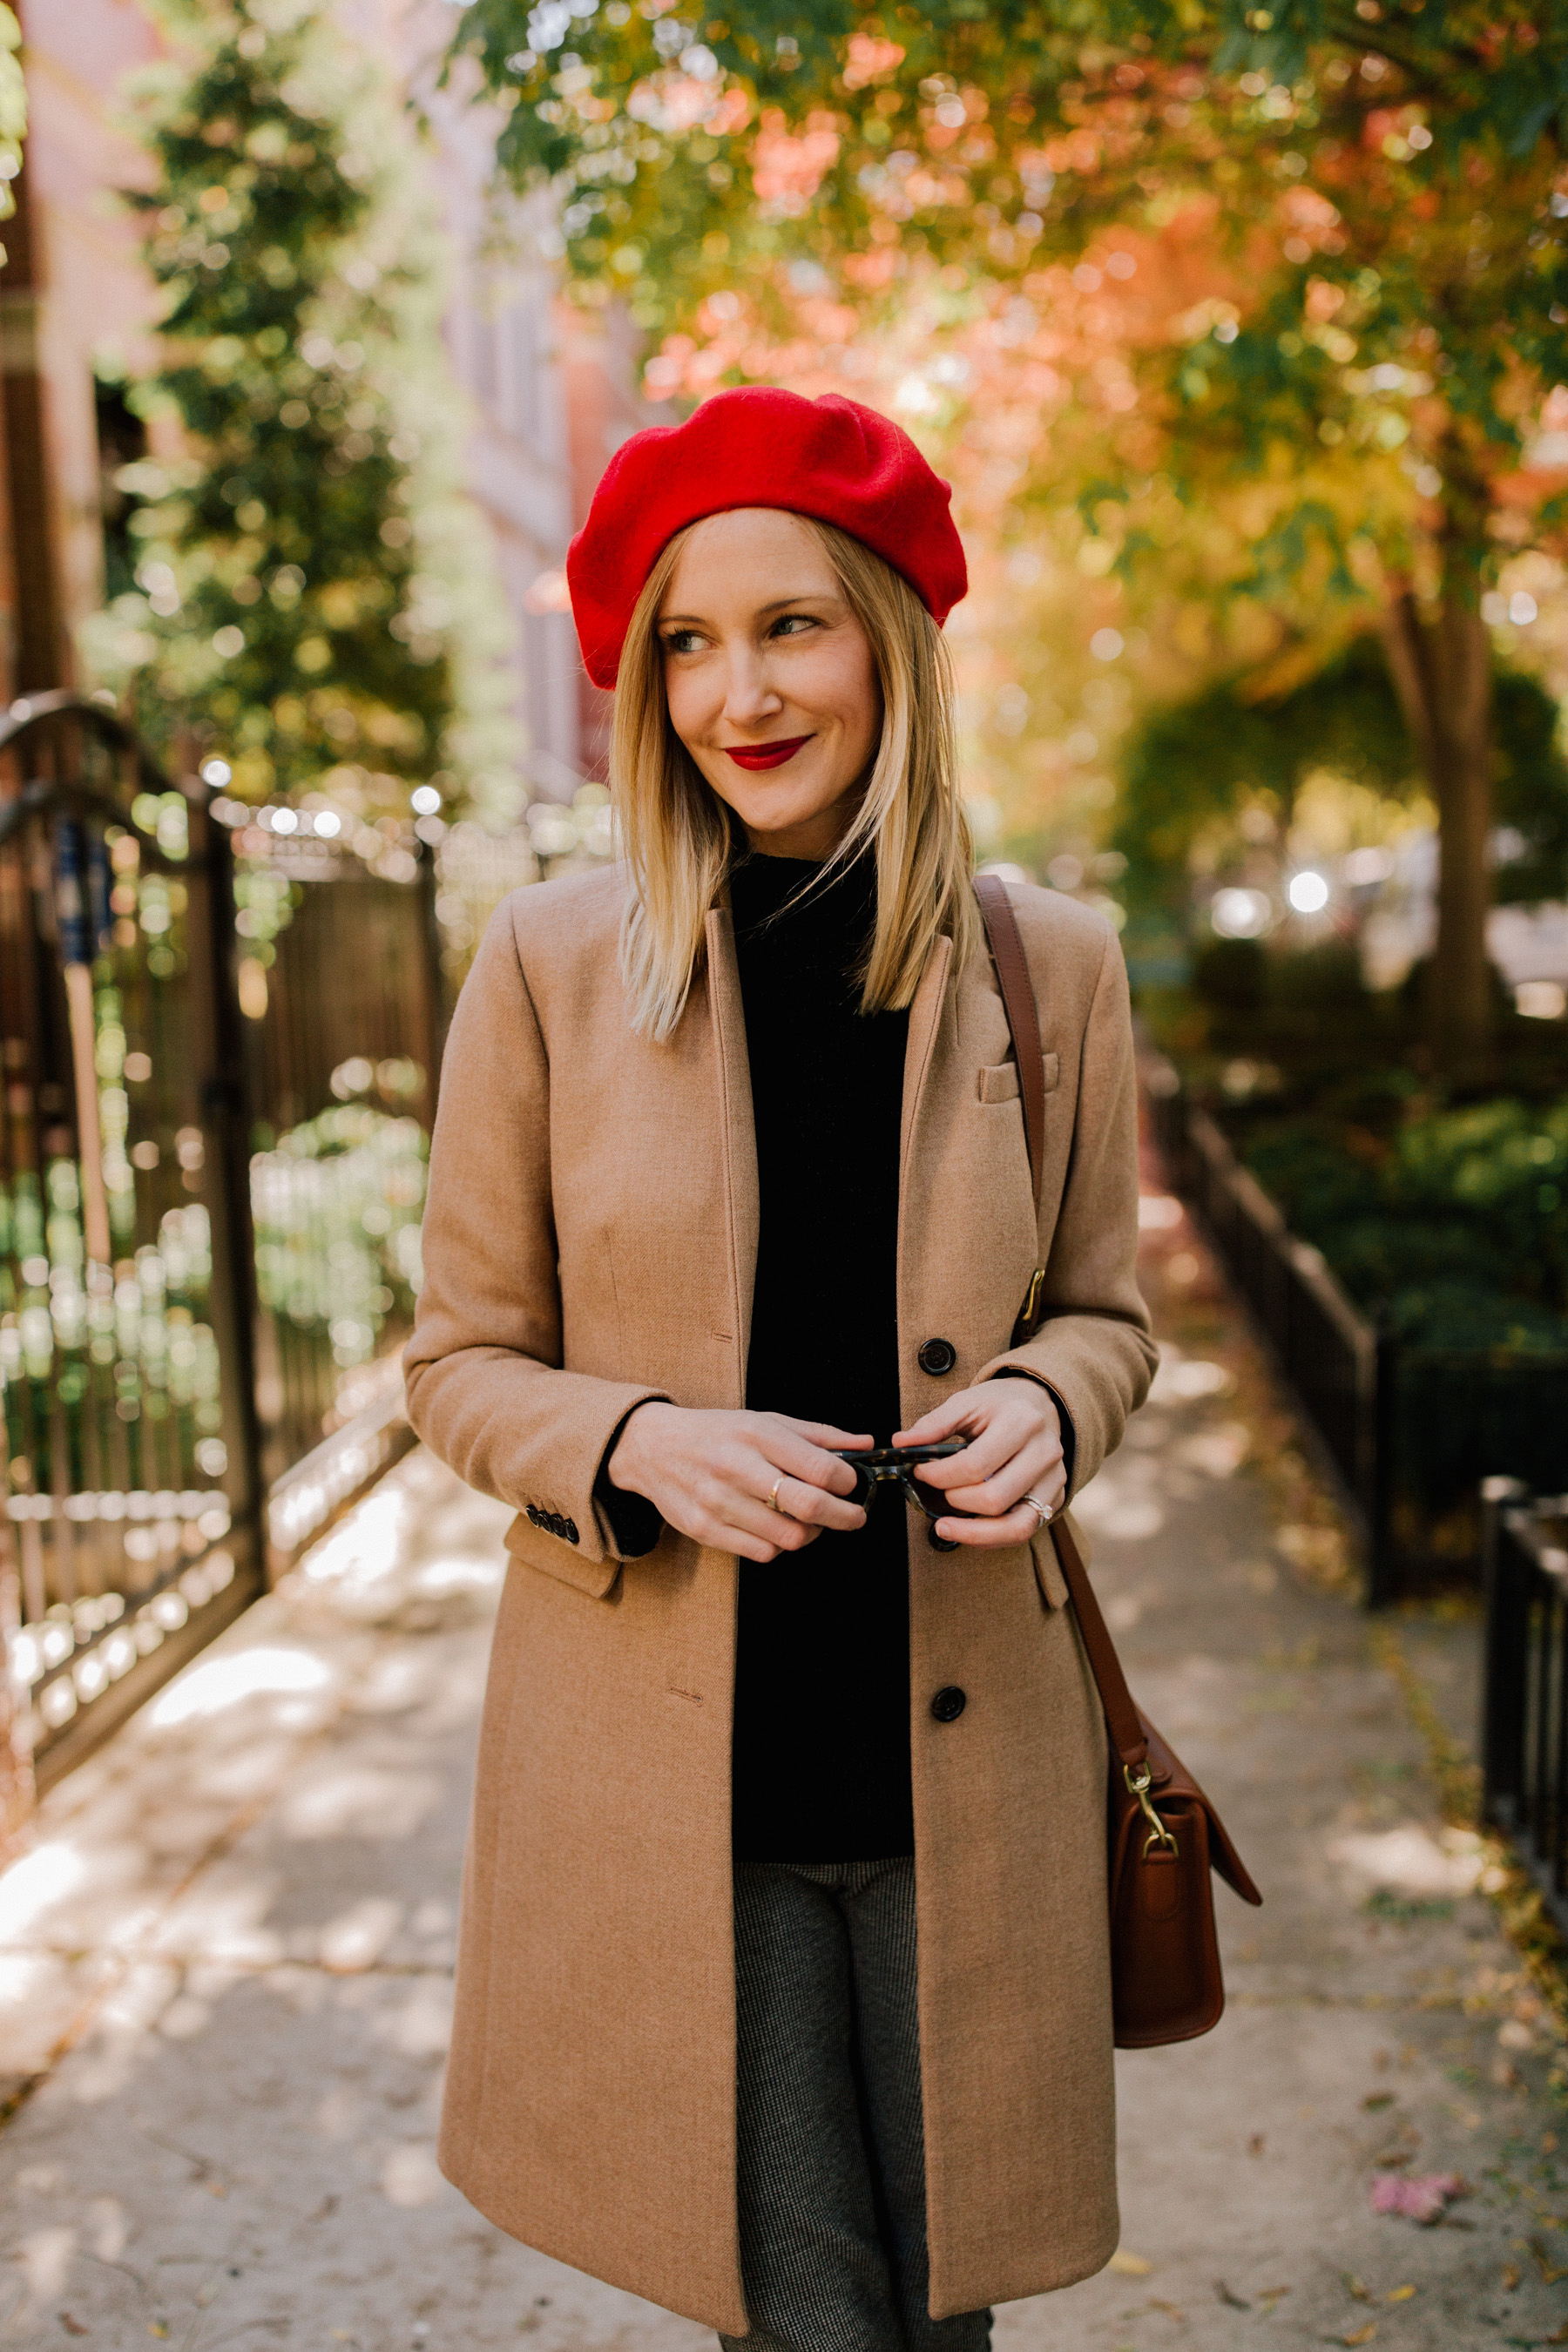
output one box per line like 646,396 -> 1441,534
720,645 -> 784,732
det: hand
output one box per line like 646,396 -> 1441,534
894,1378 -> 1066,1549
608,1402 -> 870,1564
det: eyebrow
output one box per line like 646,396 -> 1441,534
656,591 -> 840,626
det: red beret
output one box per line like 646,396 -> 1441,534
566,388 -> 967,689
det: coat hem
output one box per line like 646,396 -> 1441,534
928,2220 -> 1122,2320
437,2146 -> 750,2338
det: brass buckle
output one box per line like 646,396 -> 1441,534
1125,1761 -> 1179,1861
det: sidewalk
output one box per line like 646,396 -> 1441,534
3,1214 -> 1566,2349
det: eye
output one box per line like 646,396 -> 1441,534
661,628 -> 706,655
770,613 -> 818,639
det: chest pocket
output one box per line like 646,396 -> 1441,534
977,1053 -> 1059,1104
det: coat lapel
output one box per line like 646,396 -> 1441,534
704,909 -> 759,1406
899,934 -> 955,1183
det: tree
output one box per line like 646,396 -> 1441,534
92,1 -> 456,814
1115,634 -> 1568,946
450,0 -> 1568,1067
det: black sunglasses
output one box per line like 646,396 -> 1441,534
831,1439 -> 969,1551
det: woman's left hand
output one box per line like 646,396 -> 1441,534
893,1379 -> 1067,1549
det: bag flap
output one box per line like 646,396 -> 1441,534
1134,1708 -> 1263,1908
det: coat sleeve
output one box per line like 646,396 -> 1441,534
977,919 -> 1157,1500
402,901 -> 670,1584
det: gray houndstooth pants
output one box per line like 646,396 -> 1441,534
720,1859 -> 993,2352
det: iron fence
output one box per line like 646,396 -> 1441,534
1482,1478 -> 1568,1936
0,697 -> 468,1781
1145,1053 -> 1568,1602
1,693 -> 261,1781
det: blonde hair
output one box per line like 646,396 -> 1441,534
611,516 -> 981,1041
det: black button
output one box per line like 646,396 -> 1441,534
563,1518 -> 579,1545
918,1338 -> 956,1376
930,1686 -> 967,1722
526,1504 -> 542,1528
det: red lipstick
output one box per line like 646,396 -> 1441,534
725,734 -> 814,772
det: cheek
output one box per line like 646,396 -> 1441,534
661,666 -> 704,750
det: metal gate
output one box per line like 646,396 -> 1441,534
0,696 -> 455,1786
0,693 -> 261,1785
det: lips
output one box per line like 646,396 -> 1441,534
725,734 -> 814,772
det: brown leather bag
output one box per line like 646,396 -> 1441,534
974,874 -> 1262,2045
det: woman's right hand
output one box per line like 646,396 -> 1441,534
607,1402 -> 869,1563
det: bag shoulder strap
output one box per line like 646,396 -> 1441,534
1050,1512 -> 1148,1774
971,881 -> 1146,1768
973,874 -> 1044,1218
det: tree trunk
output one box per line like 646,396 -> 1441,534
1380,475 -> 1495,1074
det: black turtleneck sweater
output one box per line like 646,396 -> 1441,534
727,853 -> 914,1861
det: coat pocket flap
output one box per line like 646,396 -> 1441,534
979,1055 -> 1059,1104
1031,1526 -> 1068,1608
505,1511 -> 623,1600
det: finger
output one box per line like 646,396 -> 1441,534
935,1500 -> 1047,1549
770,1474 -> 867,1532
773,1416 -> 875,1451
941,1435 -> 1062,1517
892,1390 -> 985,1448
759,1424 -> 871,1498
706,1504 -> 822,1561
916,1413 -> 1055,1491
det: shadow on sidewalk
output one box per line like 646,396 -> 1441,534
1,1209 -> 1565,2349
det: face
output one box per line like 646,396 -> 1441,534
657,507 -> 882,861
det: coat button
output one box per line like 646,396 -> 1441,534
564,1518 -> 579,1545
930,1686 -> 967,1723
918,1337 -> 956,1376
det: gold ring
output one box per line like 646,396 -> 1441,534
767,1477 -> 784,1512
1020,1493 -> 1054,1527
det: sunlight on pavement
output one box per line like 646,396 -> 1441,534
0,1845 -> 88,1943
147,1646 -> 333,1728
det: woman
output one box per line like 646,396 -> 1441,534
404,387 -> 1155,2348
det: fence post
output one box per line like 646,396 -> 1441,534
1364,1318 -> 1399,1609
191,787 -> 264,1564
413,829 -> 449,1123
1480,1476 -> 1531,1822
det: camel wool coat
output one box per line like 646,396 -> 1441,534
403,863 -> 1156,2333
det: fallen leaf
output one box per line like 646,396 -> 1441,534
1504,2266 -> 1522,2291
58,2320 -> 88,2339
1148,2300 -> 1186,2319
1216,2281 -> 1252,2309
1362,2093 -> 1395,2110
1530,2238 -> 1568,2286
1109,2250 -> 1152,2276
1248,2132 -> 1267,2155
1341,2328 -> 1378,2347
1370,2172 -> 1468,2224
1387,2284 -> 1417,2302
1342,2274 -> 1371,2302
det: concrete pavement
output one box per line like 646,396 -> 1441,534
2,1210 -> 1566,2349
